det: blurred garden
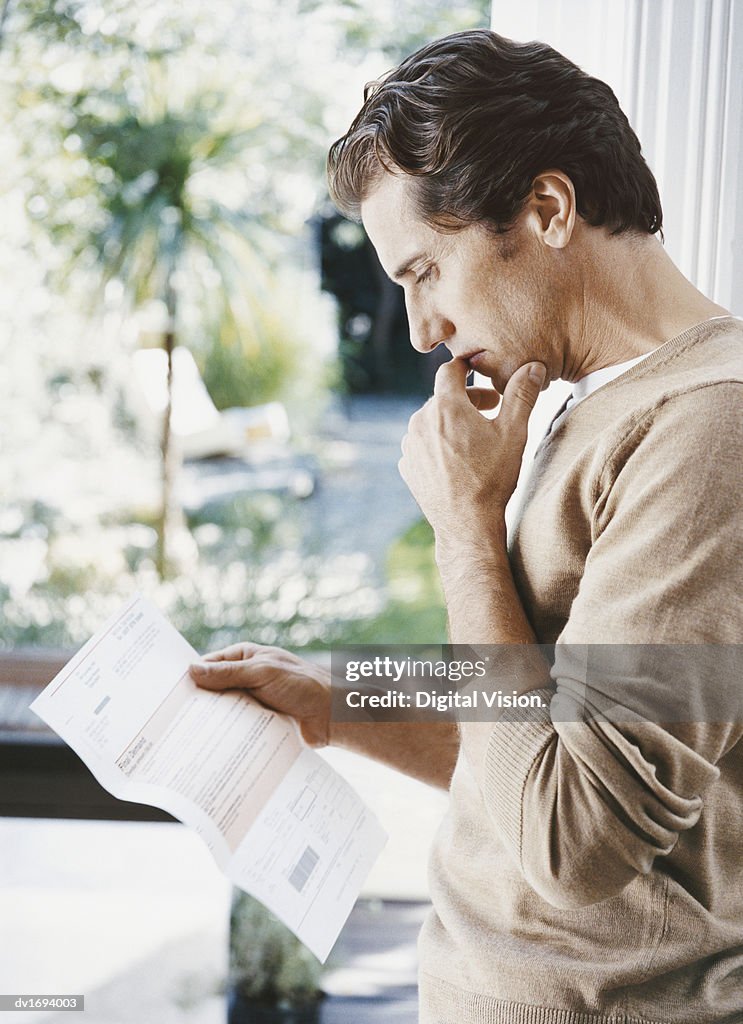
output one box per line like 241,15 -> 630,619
0,0 -> 491,656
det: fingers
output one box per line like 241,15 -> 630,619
190,644 -> 271,689
466,387 -> 501,412
190,658 -> 257,689
433,357 -> 470,398
434,360 -> 502,413
199,643 -> 257,663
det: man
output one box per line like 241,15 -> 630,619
191,30 -> 743,1023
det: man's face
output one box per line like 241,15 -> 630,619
361,171 -> 564,393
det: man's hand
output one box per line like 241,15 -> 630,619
398,358 -> 546,563
190,644 -> 331,747
191,645 -> 460,787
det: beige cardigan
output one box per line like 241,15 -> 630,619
418,318 -> 743,1023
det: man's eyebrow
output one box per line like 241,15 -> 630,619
392,252 -> 427,282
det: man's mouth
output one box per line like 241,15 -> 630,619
462,350 -> 486,370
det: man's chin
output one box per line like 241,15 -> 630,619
465,354 -> 502,391
485,364 -> 550,394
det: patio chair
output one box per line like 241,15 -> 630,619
131,346 -> 290,461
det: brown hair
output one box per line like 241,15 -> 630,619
327,29 -> 663,237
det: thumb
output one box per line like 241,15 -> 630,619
500,361 -> 546,426
497,362 -> 546,451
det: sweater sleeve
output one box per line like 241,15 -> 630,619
478,383 -> 743,909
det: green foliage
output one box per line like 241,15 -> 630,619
309,0 -> 492,63
229,891 -> 323,1006
0,491 -> 445,653
6,2 -> 317,576
63,102 -> 271,313
7,0 -> 327,380
331,518 -> 448,644
197,299 -> 301,411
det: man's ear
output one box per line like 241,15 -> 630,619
530,170 -> 576,249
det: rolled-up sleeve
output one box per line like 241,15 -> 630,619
481,690 -> 722,908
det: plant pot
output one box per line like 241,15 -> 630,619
227,989 -> 322,1024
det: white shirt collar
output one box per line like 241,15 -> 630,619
566,352 -> 652,412
546,316 -> 740,437
547,351 -> 655,437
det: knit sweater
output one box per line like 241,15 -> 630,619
418,317 -> 743,1023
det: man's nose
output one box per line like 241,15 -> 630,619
406,301 -> 453,354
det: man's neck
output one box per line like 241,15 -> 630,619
560,232 -> 730,383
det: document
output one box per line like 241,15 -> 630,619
29,594 -> 387,961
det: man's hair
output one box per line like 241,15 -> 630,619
327,29 -> 663,237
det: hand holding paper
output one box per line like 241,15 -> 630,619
30,595 -> 387,962
190,643 -> 332,748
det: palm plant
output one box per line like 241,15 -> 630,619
9,0 -> 318,580
70,90 -> 273,576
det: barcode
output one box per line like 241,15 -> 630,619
288,846 -> 319,892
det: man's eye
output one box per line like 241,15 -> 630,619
416,266 -> 434,284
